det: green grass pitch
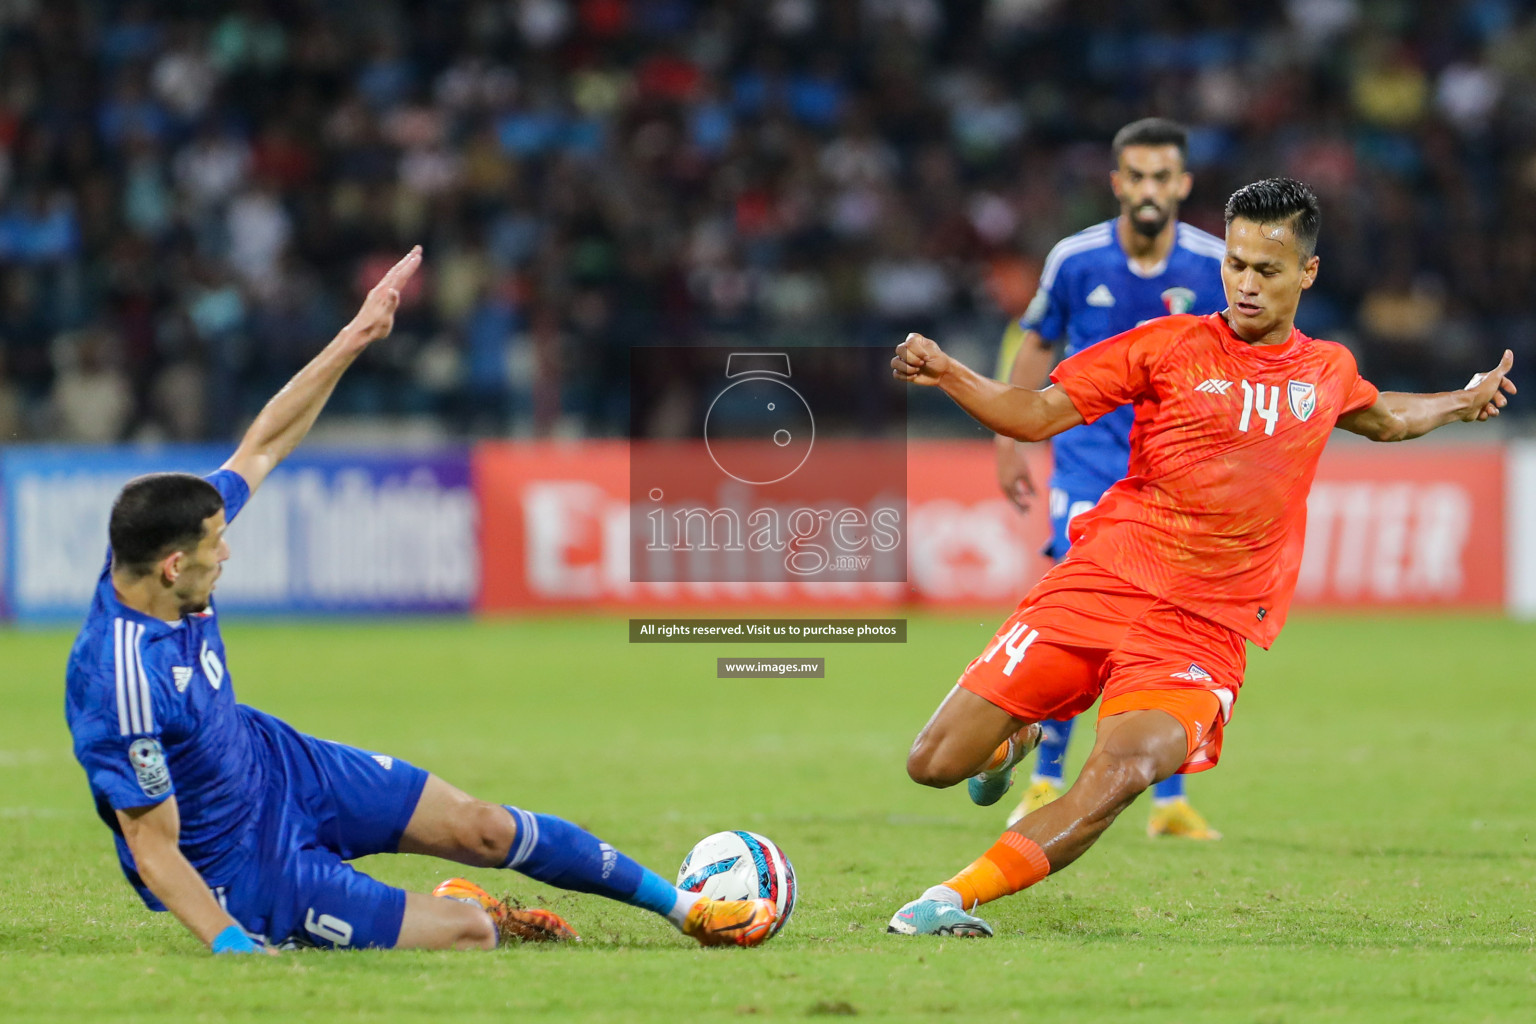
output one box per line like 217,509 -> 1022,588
1,613 -> 1533,1022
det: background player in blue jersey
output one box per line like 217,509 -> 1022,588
992,119 -> 1226,838
64,247 -> 778,954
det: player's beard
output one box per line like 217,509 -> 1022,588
178,595 -> 212,617
1129,202 -> 1170,238
176,575 -> 215,616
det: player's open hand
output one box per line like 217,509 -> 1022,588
892,333 -> 951,386
347,246 -> 423,344
1463,349 -> 1516,421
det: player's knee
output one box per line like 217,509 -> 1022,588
455,801 -> 516,864
905,743 -> 960,788
1097,753 -> 1157,807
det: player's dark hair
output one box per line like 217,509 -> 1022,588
109,473 -> 224,575
1112,118 -> 1188,164
1224,177 -> 1322,260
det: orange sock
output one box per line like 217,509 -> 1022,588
979,738 -> 1012,773
941,832 -> 1052,910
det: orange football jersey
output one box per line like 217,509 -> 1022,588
1048,312 -> 1379,647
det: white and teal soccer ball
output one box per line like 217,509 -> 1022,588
676,830 -> 797,935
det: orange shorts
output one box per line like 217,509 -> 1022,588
958,558 -> 1246,773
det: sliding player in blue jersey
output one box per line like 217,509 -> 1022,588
993,119 -> 1225,838
65,248 -> 777,953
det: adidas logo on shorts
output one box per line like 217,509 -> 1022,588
1170,663 -> 1213,682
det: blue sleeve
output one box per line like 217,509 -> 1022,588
78,725 -> 175,810
73,703 -> 174,811
1020,255 -> 1071,342
69,636 -> 175,810
205,469 -> 251,524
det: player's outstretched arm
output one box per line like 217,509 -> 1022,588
993,324 -> 1057,512
894,332 -> 1084,442
222,246 -> 424,493
1337,350 -> 1516,442
117,797 -> 270,954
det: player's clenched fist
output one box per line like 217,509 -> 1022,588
892,333 -> 951,386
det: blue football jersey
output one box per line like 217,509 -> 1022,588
1022,219 -> 1227,494
64,469 -> 266,909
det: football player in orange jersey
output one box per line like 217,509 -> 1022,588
885,178 -> 1515,937
993,117 -> 1227,838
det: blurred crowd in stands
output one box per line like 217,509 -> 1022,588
1,0 -> 1534,442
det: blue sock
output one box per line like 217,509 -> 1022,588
501,807 -> 693,924
1031,717 -> 1075,783
1153,774 -> 1185,802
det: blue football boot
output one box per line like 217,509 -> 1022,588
886,898 -> 994,937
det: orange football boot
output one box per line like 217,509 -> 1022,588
432,877 -> 579,943
681,896 -> 779,948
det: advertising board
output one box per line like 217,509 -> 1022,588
0,446 -> 477,621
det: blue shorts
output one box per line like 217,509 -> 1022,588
1044,485 -> 1105,561
219,710 -> 429,949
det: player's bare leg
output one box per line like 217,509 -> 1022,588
906,686 -> 1041,790
389,776 -> 576,943
395,890 -> 499,950
398,775 -> 517,866
890,709 -> 1186,937
1008,709 -> 1186,869
397,774 -> 774,947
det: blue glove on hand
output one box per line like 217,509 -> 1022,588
211,924 -> 260,954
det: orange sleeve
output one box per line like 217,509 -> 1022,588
1337,349 -> 1379,416
1048,320 -> 1167,424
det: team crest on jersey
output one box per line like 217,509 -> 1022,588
1171,663 -> 1213,683
1161,286 -> 1197,315
200,642 -> 225,690
129,738 -> 171,797
1287,380 -> 1317,421
172,666 -> 193,693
